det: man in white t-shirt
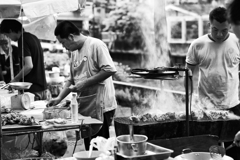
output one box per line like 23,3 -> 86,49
185,7 -> 240,113
47,21 -> 117,150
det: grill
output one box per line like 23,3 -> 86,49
124,67 -> 240,142
113,117 -> 165,126
114,117 -> 240,142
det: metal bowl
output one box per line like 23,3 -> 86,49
174,152 -> 233,160
8,82 -> 32,90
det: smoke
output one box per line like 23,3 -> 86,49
137,0 -> 170,68
129,0 -> 182,114
147,89 -> 185,114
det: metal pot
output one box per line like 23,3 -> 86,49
116,134 -> 148,156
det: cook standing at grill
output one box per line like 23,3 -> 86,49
185,7 -> 240,115
47,21 -> 117,150
0,19 -> 48,100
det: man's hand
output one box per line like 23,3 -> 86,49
69,81 -> 85,92
68,85 -> 77,92
47,97 -> 62,107
234,131 -> 240,147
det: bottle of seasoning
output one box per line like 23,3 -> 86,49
71,92 -> 78,123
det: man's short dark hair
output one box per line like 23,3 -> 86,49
209,7 -> 228,23
227,0 -> 240,25
54,21 -> 80,39
0,19 -> 23,34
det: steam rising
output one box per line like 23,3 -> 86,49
132,0 -> 182,114
137,0 -> 170,68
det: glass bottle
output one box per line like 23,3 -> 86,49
71,92 -> 78,123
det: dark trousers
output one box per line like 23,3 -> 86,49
84,109 -> 115,150
228,103 -> 240,117
226,103 -> 240,160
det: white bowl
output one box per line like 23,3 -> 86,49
73,151 -> 102,160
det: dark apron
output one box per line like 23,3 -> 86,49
71,55 -> 103,136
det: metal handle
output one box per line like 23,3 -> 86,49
131,143 -> 138,152
129,124 -> 135,142
182,148 -> 192,154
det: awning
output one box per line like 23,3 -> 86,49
0,0 -> 86,40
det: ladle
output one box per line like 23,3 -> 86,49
129,124 -> 135,142
129,108 -> 135,142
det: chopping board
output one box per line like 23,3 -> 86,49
40,116 -> 103,129
2,124 -> 41,131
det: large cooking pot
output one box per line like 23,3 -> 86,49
174,152 -> 233,160
116,134 -> 148,156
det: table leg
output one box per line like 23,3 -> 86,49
72,130 -> 81,155
89,124 -> 92,140
36,132 -> 43,157
72,121 -> 84,155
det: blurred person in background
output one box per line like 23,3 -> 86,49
0,34 -> 20,83
225,1 -> 240,159
47,21 -> 117,150
227,0 -> 240,40
0,19 -> 48,100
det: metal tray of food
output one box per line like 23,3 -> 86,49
116,142 -> 173,160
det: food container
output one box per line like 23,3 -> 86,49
116,134 -> 148,156
73,151 -> 102,160
174,152 -> 233,160
116,142 -> 173,160
48,71 -> 60,78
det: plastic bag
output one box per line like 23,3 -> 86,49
42,131 -> 68,158
89,136 -> 116,155
95,153 -> 114,160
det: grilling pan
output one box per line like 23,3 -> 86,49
131,68 -> 180,80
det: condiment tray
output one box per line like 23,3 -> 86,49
116,142 -> 173,160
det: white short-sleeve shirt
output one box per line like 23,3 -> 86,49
186,33 -> 240,109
